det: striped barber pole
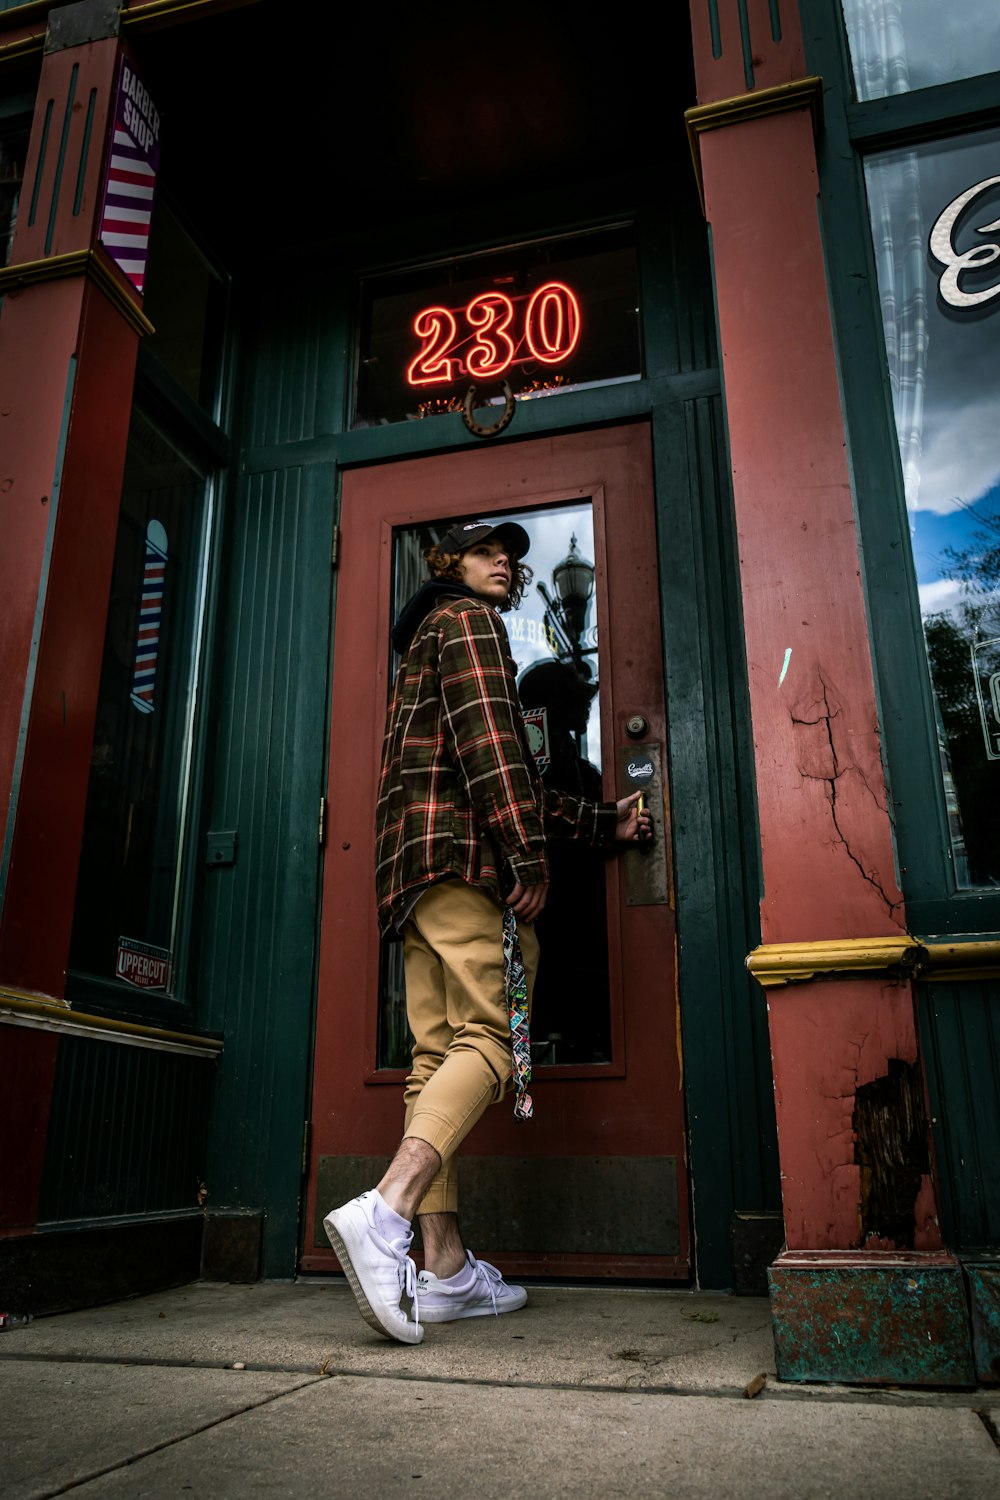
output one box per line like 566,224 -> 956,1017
98,57 -> 160,294
98,128 -> 155,293
131,520 -> 168,715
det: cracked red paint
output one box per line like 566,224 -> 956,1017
769,979 -> 942,1253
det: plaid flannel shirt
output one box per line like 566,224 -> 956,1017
375,594 -> 618,935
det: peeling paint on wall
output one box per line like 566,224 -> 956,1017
853,1058 -> 930,1249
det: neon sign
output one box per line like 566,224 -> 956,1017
406,281 -> 582,388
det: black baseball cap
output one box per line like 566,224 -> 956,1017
437,518 -> 530,561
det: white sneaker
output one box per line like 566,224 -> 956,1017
323,1190 -> 423,1345
416,1252 -> 528,1322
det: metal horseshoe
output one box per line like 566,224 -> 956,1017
461,380 -> 516,438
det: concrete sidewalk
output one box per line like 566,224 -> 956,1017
2,1282 -> 998,1498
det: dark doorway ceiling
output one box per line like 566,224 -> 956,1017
131,1 -> 697,257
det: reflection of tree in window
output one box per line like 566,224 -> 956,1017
924,505 -> 1000,887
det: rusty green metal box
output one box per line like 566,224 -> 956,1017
769,1251 -> 976,1387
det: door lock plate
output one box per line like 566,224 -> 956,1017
619,744 -> 670,906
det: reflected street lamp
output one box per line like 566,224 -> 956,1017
537,533 -> 597,674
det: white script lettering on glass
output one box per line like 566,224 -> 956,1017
929,177 -> 1000,308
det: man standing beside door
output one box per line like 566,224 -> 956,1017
324,518 -> 650,1345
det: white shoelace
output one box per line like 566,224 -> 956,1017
403,1252 -> 420,1325
382,1223 -> 420,1326
469,1255 -> 504,1314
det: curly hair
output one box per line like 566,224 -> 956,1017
425,544 -> 532,612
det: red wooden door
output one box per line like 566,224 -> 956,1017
303,423 -> 688,1280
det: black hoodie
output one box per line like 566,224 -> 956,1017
391,579 -> 482,656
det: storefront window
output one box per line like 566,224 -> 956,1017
864,125 -> 1000,886
0,116 -> 29,267
378,499 -> 611,1068
68,409 -> 214,999
142,201 -> 228,416
354,227 -> 640,428
842,0 -> 1000,101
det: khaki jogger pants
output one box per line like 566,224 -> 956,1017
401,879 -> 539,1216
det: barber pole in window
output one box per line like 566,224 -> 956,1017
131,520 -> 168,714
98,55 -> 160,294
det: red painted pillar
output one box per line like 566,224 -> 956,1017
686,2 -> 968,1381
0,7 -> 146,1242
0,17 -> 142,1000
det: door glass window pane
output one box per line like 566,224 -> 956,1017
68,409 -> 212,996
378,500 -> 611,1067
864,126 -> 1000,886
843,0 -> 1000,101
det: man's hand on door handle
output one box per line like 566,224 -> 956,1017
615,790 -> 654,848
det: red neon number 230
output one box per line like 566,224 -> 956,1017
466,292 -> 515,378
406,281 -> 582,388
406,306 -> 461,387
525,281 -> 581,364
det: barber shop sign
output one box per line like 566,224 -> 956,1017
97,56 -> 161,295
930,176 -> 1000,310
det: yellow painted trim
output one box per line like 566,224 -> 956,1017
0,247 -> 89,288
0,249 -> 154,336
746,936 -> 925,988
87,245 -> 156,335
747,936 -> 1000,987
684,75 -> 825,214
0,1 -> 260,67
0,26 -> 44,61
920,941 -> 1000,984
0,983 -> 69,1009
0,989 -> 222,1056
122,0 -> 261,28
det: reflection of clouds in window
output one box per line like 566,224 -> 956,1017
865,125 -> 1000,887
392,501 -> 601,766
505,504 -> 601,770
918,577 -> 965,618
843,0 -> 1000,100
866,128 -> 1000,524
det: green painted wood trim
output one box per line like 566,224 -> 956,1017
198,458 -> 334,1279
44,58 -> 75,254
798,0 -> 1000,938
39,1036 -> 213,1222
737,0 -> 755,90
707,0 -> 722,58
71,84 -> 96,215
846,72 -> 1000,148
27,95 -> 51,224
240,371 -> 722,475
654,391 -> 780,1287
